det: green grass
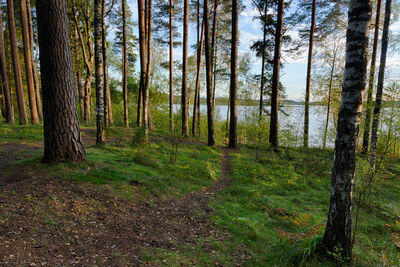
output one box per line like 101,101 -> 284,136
0,124 -> 44,143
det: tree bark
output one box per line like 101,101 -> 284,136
138,0 -> 147,129
102,0 -> 113,127
21,0 -> 39,125
321,0 -> 371,260
94,0 -> 105,144
303,0 -> 316,148
259,1 -> 268,119
26,0 -> 43,121
323,53 -> 336,149
192,19 -> 205,136
7,0 -> 28,125
169,0 -> 174,131
369,0 -> 391,166
122,0 -> 129,127
229,0 -> 238,149
362,0 -> 382,154
204,0 -> 215,146
181,0 -> 189,136
0,6 -> 14,123
269,0 -> 284,152
143,0 -> 152,135
36,0 -> 86,163
73,24 -> 85,119
211,0 -> 219,108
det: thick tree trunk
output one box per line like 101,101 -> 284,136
229,0 -> 238,149
0,6 -> 14,123
181,0 -> 189,136
7,0 -> 28,125
192,20 -> 205,136
21,0 -> 39,125
36,0 -> 86,163
369,0 -> 391,166
26,0 -> 43,121
169,0 -> 174,131
322,0 -> 371,260
362,0 -> 382,154
204,0 -> 215,146
122,0 -> 129,127
94,0 -> 105,144
269,0 -> 284,152
323,54 -> 335,149
138,0 -> 147,129
303,0 -> 316,148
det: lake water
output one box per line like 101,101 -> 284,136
174,104 -> 337,148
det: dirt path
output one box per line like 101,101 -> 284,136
0,146 -> 234,266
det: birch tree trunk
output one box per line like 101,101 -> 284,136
322,0 -> 371,260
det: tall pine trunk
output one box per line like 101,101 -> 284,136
303,0 -> 316,148
26,0 -> 43,121
94,0 -> 105,144
269,0 -> 284,152
228,0 -> 238,149
122,0 -> 129,127
192,19 -> 205,136
169,0 -> 174,131
362,0 -> 382,154
73,24 -> 84,119
20,0 -> 39,125
323,53 -> 336,149
0,6 -> 14,123
259,1 -> 268,119
181,0 -> 189,136
143,0 -> 152,135
321,0 -> 371,260
138,0 -> 147,129
7,0 -> 28,125
36,0 -> 86,163
204,0 -> 215,146
211,0 -> 219,108
369,0 -> 391,166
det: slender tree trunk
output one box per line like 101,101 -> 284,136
143,0 -> 152,135
7,0 -> 28,125
259,1 -> 268,119
0,6 -> 14,123
102,0 -> 114,127
94,0 -> 105,144
73,24 -> 84,119
204,0 -> 215,146
323,54 -> 336,149
122,0 -> 129,127
212,27 -> 218,108
226,91 -> 230,135
303,0 -> 316,148
138,0 -> 147,129
192,2 -> 200,136
229,0 -> 238,149
181,0 -> 189,136
369,0 -> 391,166
169,0 -> 174,131
211,0 -> 219,108
36,0 -> 86,163
26,0 -> 43,121
362,0 -> 382,154
269,0 -> 284,152
21,0 -> 39,125
192,20 -> 205,136
321,0 -> 371,260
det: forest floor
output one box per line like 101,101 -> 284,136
0,124 -> 400,266
0,127 -> 240,266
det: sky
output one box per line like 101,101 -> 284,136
124,0 -> 400,101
